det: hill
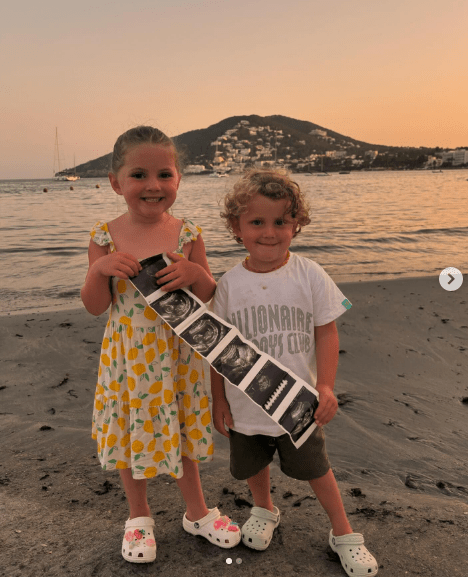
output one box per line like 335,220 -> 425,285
61,114 -> 438,177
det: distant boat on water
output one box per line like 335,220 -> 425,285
67,155 -> 80,181
53,128 -> 80,181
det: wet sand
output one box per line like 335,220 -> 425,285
1,276 -> 467,576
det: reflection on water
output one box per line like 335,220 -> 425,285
1,170 -> 467,313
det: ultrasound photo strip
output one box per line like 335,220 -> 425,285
128,253 -> 319,448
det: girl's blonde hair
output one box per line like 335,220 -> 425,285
110,125 -> 182,174
221,167 -> 311,243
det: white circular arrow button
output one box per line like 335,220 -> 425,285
439,267 -> 463,291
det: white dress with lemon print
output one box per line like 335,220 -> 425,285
90,218 -> 213,480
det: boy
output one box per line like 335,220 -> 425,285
211,168 -> 378,577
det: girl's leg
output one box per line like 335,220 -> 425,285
119,468 -> 151,519
246,465 -> 275,512
176,456 -> 210,521
308,469 -> 353,536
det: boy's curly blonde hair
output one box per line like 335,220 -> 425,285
221,167 -> 311,244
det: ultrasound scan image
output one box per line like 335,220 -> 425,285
150,290 -> 200,328
262,373 -> 296,416
244,360 -> 289,406
279,387 -> 319,442
131,254 -> 168,297
212,336 -> 260,386
180,313 -> 230,356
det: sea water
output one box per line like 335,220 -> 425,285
1,170 -> 467,314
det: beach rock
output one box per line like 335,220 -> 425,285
405,475 -> 420,490
292,495 -> 315,507
95,480 -> 113,495
234,495 -> 252,508
349,487 -> 366,498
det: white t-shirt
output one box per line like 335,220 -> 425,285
212,253 -> 351,436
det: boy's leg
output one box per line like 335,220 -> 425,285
246,465 -> 275,512
308,469 -> 352,536
243,464 -> 280,550
311,470 -> 379,576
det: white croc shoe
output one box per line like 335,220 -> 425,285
329,530 -> 378,576
241,506 -> 280,550
183,507 -> 241,548
122,516 -> 156,563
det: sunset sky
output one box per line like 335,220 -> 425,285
1,0 -> 467,179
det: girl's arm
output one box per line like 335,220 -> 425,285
210,367 -> 233,438
313,320 -> 339,427
81,240 -> 141,316
155,234 -> 216,302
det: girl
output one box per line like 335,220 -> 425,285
81,126 -> 240,564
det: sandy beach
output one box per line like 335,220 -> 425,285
1,276 -> 467,577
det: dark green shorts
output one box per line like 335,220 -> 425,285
229,427 -> 331,481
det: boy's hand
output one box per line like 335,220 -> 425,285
212,398 -> 234,438
155,252 -> 201,291
313,386 -> 338,427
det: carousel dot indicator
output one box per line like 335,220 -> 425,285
226,558 -> 233,565
236,557 -> 243,564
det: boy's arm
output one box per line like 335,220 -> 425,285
210,367 -> 233,438
313,320 -> 339,427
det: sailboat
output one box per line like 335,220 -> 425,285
53,128 -> 80,181
67,155 -> 80,181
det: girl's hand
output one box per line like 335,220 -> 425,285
212,398 -> 234,438
92,252 -> 141,279
155,252 -> 203,291
313,387 -> 338,427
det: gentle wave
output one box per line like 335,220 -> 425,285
1,170 -> 467,313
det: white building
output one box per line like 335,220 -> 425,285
453,149 -> 468,166
310,129 -> 327,137
185,165 -> 206,174
425,156 -> 443,168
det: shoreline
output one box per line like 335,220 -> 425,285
1,276 -> 467,576
1,274 -> 457,318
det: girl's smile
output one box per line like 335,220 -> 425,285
109,144 -> 181,223
233,194 -> 296,272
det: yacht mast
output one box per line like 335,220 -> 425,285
53,127 -> 64,177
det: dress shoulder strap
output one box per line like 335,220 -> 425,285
176,218 -> 202,254
90,221 -> 117,252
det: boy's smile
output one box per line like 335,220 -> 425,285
233,194 -> 296,272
